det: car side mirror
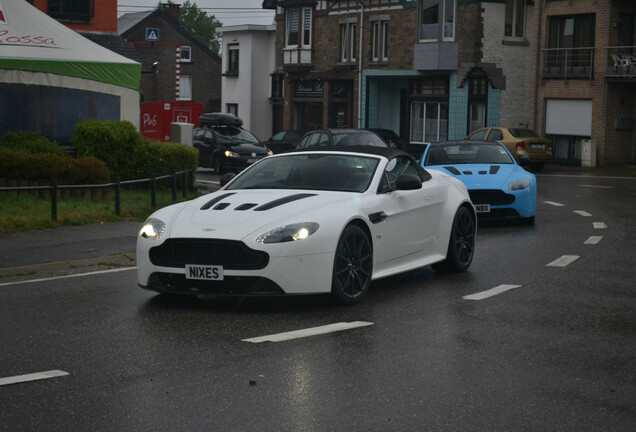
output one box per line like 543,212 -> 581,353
396,174 -> 422,190
220,172 -> 237,186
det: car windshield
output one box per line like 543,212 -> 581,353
508,128 -> 540,138
331,132 -> 388,147
425,143 -> 514,165
225,153 -> 380,192
213,126 -> 261,145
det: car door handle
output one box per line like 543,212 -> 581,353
368,211 -> 387,224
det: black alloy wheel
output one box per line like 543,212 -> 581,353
433,206 -> 475,273
331,224 -> 372,305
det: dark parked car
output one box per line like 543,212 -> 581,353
366,128 -> 404,149
296,129 -> 389,149
193,113 -> 272,174
261,130 -> 302,154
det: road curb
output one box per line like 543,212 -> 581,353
0,253 -> 136,284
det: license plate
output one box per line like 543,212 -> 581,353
185,264 -> 224,280
474,204 -> 491,213
530,144 -> 544,150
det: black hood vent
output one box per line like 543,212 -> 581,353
489,165 -> 500,174
213,203 -> 231,210
235,203 -> 258,211
254,193 -> 317,211
444,166 -> 461,175
201,193 -> 236,210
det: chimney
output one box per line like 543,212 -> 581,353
160,3 -> 181,22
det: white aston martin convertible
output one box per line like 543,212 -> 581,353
137,147 -> 476,304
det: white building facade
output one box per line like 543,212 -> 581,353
219,24 -> 276,141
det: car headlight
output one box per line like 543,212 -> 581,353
507,179 -> 531,191
224,150 -> 239,158
139,218 -> 166,240
256,222 -> 319,244
267,149 -> 274,156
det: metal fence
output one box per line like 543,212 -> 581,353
0,169 -> 195,221
542,47 -> 595,80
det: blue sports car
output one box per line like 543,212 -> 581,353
421,140 -> 537,223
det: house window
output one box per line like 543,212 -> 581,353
468,76 -> 488,134
179,76 -> 192,101
227,44 -> 239,74
227,104 -> 238,116
340,22 -> 357,62
505,0 -> 526,38
420,0 -> 455,41
48,0 -> 91,22
411,102 -> 448,143
372,21 -> 389,62
286,8 -> 312,47
547,14 -> 595,70
181,46 -> 191,63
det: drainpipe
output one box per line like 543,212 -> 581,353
533,0 -> 543,131
357,1 -> 365,128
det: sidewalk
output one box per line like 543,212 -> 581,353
1,163 -> 634,284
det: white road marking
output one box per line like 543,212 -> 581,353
577,184 -> 612,189
544,201 -> 565,207
195,179 -> 220,185
593,222 -> 608,229
547,255 -> 580,267
574,210 -> 592,217
242,321 -> 374,343
0,267 -> 136,288
0,370 -> 69,387
584,236 -> 603,245
537,174 -> 636,180
462,284 -> 521,301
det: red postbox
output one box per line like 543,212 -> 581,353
140,101 -> 203,142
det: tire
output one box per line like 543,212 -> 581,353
331,224 -> 373,305
212,156 -> 224,174
432,206 -> 475,273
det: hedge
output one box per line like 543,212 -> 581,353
0,131 -> 65,157
0,148 -> 110,185
72,120 -> 198,180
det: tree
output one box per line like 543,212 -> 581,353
177,1 -> 221,55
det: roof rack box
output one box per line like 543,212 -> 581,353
199,112 -> 243,127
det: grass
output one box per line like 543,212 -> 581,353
0,187 -> 202,236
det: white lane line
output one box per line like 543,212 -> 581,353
242,321 -> 374,343
574,210 -> 592,217
0,370 -> 69,387
593,222 -> 608,229
537,174 -> 636,180
577,184 -> 612,189
195,179 -> 220,185
0,267 -> 136,288
462,284 -> 521,301
584,236 -> 603,245
547,255 -> 580,267
544,201 -> 565,207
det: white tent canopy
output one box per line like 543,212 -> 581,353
0,0 -> 141,143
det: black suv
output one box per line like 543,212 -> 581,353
193,113 -> 272,174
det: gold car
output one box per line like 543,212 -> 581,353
466,127 -> 552,171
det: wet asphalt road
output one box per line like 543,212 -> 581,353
0,170 -> 635,431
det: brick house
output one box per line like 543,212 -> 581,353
118,4 -> 222,113
262,0 -> 535,151
531,0 -> 636,165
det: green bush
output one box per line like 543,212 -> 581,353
0,131 -> 65,156
71,120 -> 198,180
0,148 -> 110,184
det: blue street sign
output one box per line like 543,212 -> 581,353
146,28 -> 159,42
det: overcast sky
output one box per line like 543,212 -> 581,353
117,0 -> 275,27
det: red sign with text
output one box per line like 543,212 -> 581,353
140,101 -> 202,142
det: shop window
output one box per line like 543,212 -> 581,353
411,102 -> 448,143
467,76 -> 488,134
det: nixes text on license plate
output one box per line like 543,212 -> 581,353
185,264 -> 224,280
475,204 -> 490,213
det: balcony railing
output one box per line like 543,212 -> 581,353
542,47 -> 594,80
605,46 -> 636,79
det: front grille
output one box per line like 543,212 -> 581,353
149,239 -> 269,270
146,273 -> 285,296
477,208 -> 521,220
469,189 -> 515,206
